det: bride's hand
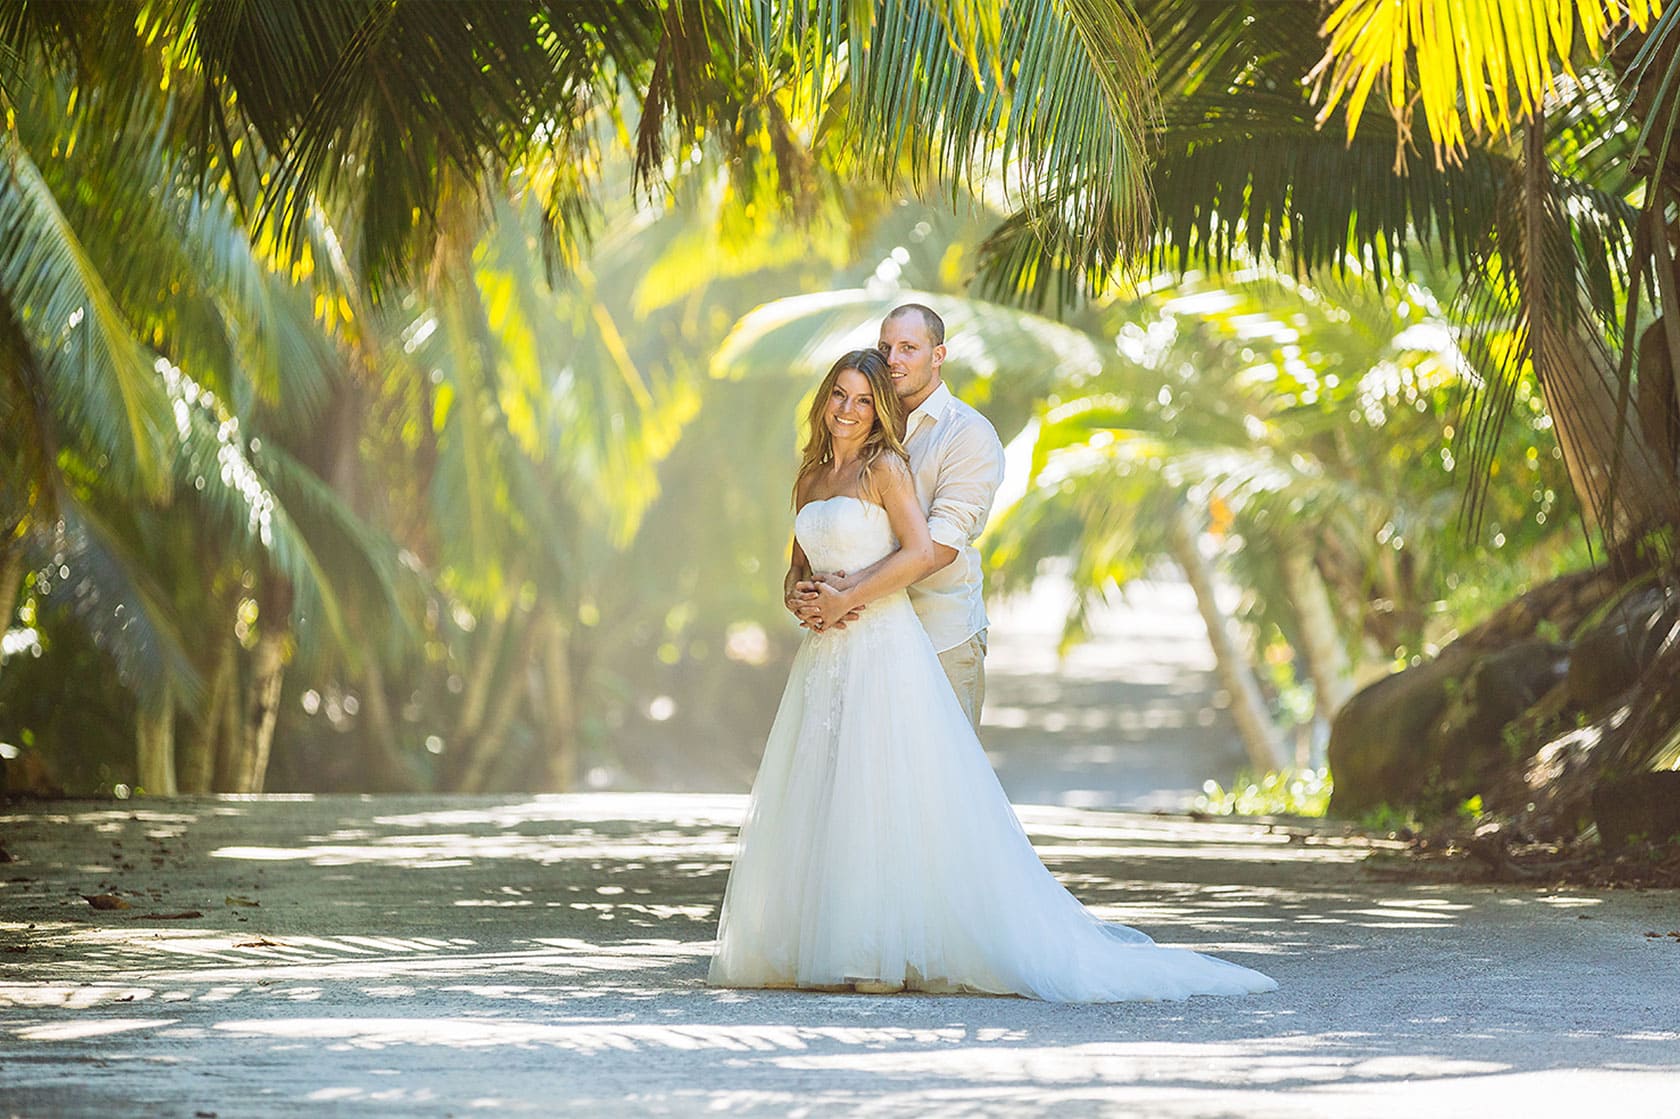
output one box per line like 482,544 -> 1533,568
803,574 -> 866,628
806,580 -> 863,629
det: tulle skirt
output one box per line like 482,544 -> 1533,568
707,592 -> 1277,1002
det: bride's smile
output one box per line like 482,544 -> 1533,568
824,369 -> 877,442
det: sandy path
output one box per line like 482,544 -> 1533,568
983,574 -> 1254,812
1,793 -> 1676,1117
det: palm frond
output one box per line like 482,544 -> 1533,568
1313,0 -> 1657,167
0,131 -> 172,496
158,358 -> 354,655
1452,114 -> 1676,539
23,499 -> 202,708
188,1 -> 658,289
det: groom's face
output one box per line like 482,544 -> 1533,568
877,313 -> 944,410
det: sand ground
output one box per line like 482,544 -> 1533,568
2,577 -> 1676,1116
1,793 -> 1677,1117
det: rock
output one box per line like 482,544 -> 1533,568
1330,639 -> 1569,817
1427,639 -> 1570,785
1327,646 -> 1474,815
1455,567 -> 1621,653
1567,585 -> 1680,710
1591,771 -> 1680,848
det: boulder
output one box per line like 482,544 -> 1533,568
1591,771 -> 1680,848
1567,585 -> 1680,710
1327,646 -> 1473,815
1427,639 -> 1570,785
1329,639 -> 1569,817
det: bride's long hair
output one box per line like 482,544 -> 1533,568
793,349 -> 910,506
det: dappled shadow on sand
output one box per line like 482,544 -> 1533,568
1,794 -> 1674,1115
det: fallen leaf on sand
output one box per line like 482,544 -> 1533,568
133,911 -> 203,920
224,895 -> 259,907
234,938 -> 280,948
82,893 -> 130,910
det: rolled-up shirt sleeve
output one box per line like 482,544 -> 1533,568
927,419 -> 1006,551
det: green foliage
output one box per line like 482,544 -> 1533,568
1195,767 -> 1332,818
986,262 -> 1581,696
1357,802 -> 1422,834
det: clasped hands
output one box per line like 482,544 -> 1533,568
787,571 -> 864,631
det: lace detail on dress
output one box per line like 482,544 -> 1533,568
794,495 -> 897,575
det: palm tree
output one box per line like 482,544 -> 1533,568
1131,0 -> 1674,541
2,1 -> 1159,310
984,265 -> 1581,769
0,40 -> 406,793
3,0 -> 1168,793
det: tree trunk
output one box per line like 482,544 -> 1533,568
214,637 -> 243,791
0,537 -> 22,626
1169,506 -> 1286,774
179,642 -> 233,794
225,581 -> 293,793
541,614 -> 580,792
0,536 -> 25,687
229,629 -> 287,793
453,611 -> 541,793
1519,116 -> 1678,539
1280,540 -> 1357,727
136,679 -> 178,796
357,660 -> 417,791
453,606 -> 510,747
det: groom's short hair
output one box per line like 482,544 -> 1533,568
886,303 -> 945,347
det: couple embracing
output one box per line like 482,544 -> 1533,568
707,304 -> 1277,1002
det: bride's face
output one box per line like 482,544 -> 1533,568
825,368 -> 877,443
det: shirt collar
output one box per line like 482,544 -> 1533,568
905,381 -> 953,432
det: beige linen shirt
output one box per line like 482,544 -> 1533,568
902,382 -> 1006,653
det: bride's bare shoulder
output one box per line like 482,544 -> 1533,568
873,452 -> 913,491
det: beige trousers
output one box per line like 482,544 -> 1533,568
936,630 -> 988,733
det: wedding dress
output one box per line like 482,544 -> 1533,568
707,495 -> 1277,1001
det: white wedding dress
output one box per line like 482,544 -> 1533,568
708,495 -> 1277,1001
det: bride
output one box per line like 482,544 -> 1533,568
707,348 -> 1276,1001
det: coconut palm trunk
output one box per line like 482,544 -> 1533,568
1279,540 -> 1356,720
178,641 -> 234,794
357,661 -> 417,791
221,580 -> 293,793
135,680 -> 178,795
0,535 -> 24,677
452,609 -> 542,793
541,614 -> 580,793
1169,507 -> 1287,773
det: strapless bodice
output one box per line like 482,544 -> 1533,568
795,496 -> 897,574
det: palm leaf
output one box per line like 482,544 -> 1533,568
713,286 -> 1108,443
0,131 -> 172,497
23,498 -> 202,708
1313,0 -> 1657,167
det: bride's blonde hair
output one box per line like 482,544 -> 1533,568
793,349 -> 910,506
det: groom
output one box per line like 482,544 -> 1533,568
788,303 -> 1007,730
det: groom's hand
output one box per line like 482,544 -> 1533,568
794,573 -> 863,630
786,567 -> 819,627
788,576 -> 820,629
811,572 -> 863,628
803,577 -> 865,630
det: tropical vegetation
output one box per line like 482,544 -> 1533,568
1,1 -> 1676,840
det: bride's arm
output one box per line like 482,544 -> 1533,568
783,475 -> 819,626
806,459 -> 941,625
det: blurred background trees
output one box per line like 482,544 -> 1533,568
2,1 -> 1677,842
